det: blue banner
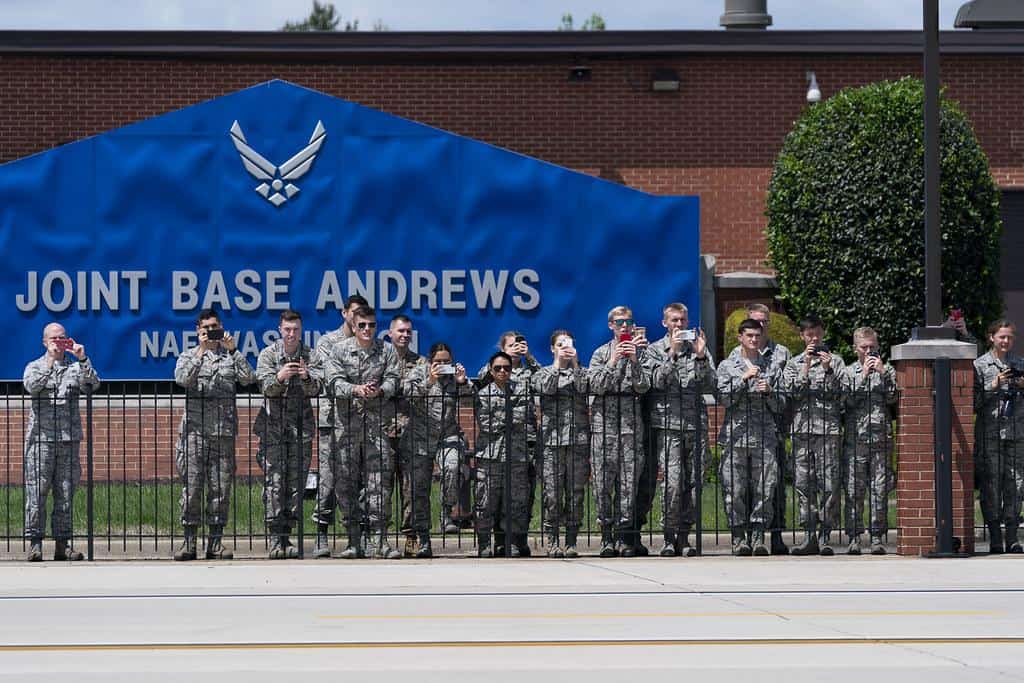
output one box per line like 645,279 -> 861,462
0,80 -> 699,380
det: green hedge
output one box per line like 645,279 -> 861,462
765,77 -> 1002,358
722,308 -> 802,359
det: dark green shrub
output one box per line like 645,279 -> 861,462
722,308 -> 802,359
766,77 -> 1001,358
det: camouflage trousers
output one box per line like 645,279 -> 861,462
175,432 -> 235,527
792,433 -> 842,530
23,439 -> 80,539
652,429 -> 699,535
316,430 -> 394,532
440,446 -> 472,520
844,437 -> 892,537
401,451 -> 439,534
720,441 -> 778,529
975,434 -> 1024,527
590,432 -> 645,530
540,444 -> 590,532
474,459 -> 529,534
391,437 -> 413,534
256,438 -> 312,529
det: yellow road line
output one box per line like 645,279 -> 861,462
316,610 -> 998,620
1,637 -> 1022,652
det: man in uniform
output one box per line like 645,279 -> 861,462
589,305 -> 650,557
173,308 -> 257,561
255,309 -> 322,559
645,303 -> 714,557
22,322 -> 100,562
781,316 -> 844,556
384,314 -> 425,557
717,318 -> 784,556
323,306 -> 402,559
311,294 -> 368,558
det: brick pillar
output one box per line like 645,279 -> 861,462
891,340 -> 977,556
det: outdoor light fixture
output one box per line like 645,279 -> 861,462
568,66 -> 591,82
650,68 -> 681,92
806,71 -> 821,104
954,0 -> 1024,28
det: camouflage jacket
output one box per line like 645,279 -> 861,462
646,335 -> 715,433
782,352 -> 846,436
588,339 -> 650,436
313,326 -> 347,429
400,362 -> 472,456
473,380 -> 532,462
532,364 -> 590,447
324,337 -> 401,436
973,351 -> 1024,441
841,359 -> 898,443
384,348 -> 425,439
477,355 -> 540,441
253,340 -> 322,444
23,354 -> 101,442
174,346 -> 257,437
715,351 -> 784,447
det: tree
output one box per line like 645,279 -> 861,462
282,1 -> 359,31
765,77 -> 1002,358
557,12 -> 606,31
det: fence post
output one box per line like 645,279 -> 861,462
890,339 -> 976,555
85,386 -> 94,562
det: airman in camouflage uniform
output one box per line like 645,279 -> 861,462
646,304 -> 714,558
311,295 -> 367,558
323,306 -> 402,559
173,309 -> 257,561
781,316 -> 844,556
402,343 -> 472,558
254,310 -> 322,559
473,351 -> 533,557
972,320 -> 1024,554
589,306 -> 650,557
22,323 -> 100,562
842,327 -> 898,555
533,330 -> 590,558
384,315 -> 425,556
717,318 -> 784,556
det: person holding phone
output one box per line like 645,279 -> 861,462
401,342 -> 472,557
645,303 -> 713,557
323,306 -> 402,559
173,308 -> 257,561
22,322 -> 101,562
717,318 -> 784,556
254,309 -> 322,559
533,330 -> 590,558
841,326 -> 898,555
588,305 -> 651,557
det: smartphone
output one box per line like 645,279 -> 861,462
619,332 -> 633,343
634,326 -> 646,339
514,335 -> 526,344
680,329 -> 697,342
56,338 -> 75,351
207,329 -> 224,341
951,308 -> 963,321
557,338 -> 574,349
436,364 -> 456,375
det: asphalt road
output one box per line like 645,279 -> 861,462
0,557 -> 1022,682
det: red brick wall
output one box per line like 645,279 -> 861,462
1,53 -> 1021,273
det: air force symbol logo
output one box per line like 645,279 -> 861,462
229,120 -> 326,207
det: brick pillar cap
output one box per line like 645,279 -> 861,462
890,339 -> 978,361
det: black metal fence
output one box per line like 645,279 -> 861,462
0,383 -> 904,559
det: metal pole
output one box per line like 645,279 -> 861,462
924,0 -> 941,327
85,386 -> 94,562
930,357 -> 955,556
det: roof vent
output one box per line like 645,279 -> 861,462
720,0 -> 772,30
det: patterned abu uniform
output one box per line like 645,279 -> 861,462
588,339 -> 650,532
401,362 -> 472,533
473,380 -> 532,535
782,351 -> 845,532
22,354 -> 101,540
646,336 -> 715,537
716,352 -> 784,530
386,348 -> 424,535
174,346 -> 257,527
322,337 -> 401,534
254,340 -> 322,532
312,326 -> 348,526
841,358 -> 898,538
973,352 -> 1024,530
532,363 -> 590,536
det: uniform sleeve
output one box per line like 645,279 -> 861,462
326,348 -> 355,398
302,349 -> 323,397
378,347 -> 401,400
883,364 -> 899,409
232,351 -> 258,387
75,358 -> 101,392
257,347 -> 285,397
174,350 -> 203,389
974,359 -> 986,412
781,355 -> 804,392
532,365 -> 560,395
648,345 -> 673,390
403,362 -> 428,397
628,355 -> 650,394
23,360 -> 52,395
587,345 -> 618,394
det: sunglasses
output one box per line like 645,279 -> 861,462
491,365 -> 512,373
612,318 -> 634,327
356,322 -> 377,330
